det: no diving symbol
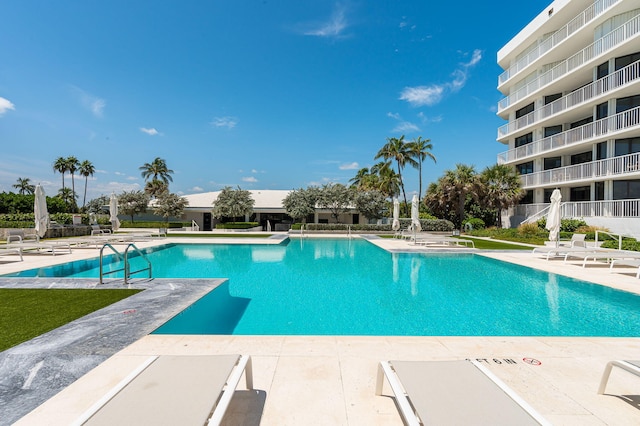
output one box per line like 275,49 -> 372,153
523,357 -> 542,366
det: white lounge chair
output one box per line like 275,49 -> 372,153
532,245 -> 599,261
75,354 -> 253,426
598,360 -> 640,395
6,231 -> 71,255
564,249 -> 640,268
376,360 -> 550,426
414,235 -> 475,248
610,258 -> 640,278
0,244 -> 23,261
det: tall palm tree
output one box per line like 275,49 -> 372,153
65,156 -> 79,206
408,136 -> 436,201
53,156 -> 68,191
443,164 -> 481,230
375,136 -> 416,215
139,157 -> 174,186
144,179 -> 169,198
57,187 -> 77,210
349,167 -> 371,188
12,177 -> 35,195
371,161 -> 400,198
480,164 -> 525,227
79,160 -> 96,210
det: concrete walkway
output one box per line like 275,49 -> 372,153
2,234 -> 640,425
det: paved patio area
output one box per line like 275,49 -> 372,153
1,234 -> 639,425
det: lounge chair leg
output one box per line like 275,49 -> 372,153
598,362 -> 614,394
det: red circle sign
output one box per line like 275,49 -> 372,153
523,357 -> 542,365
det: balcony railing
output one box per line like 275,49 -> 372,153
520,152 -> 640,188
498,105 -> 640,164
498,13 -> 640,112
515,199 -> 640,219
498,0 -> 621,86
498,60 -> 640,138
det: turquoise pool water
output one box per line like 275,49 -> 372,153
7,239 -> 640,336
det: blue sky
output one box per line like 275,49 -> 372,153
0,1 -> 550,202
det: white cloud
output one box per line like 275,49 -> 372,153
190,186 -> 204,192
251,169 -> 258,173
242,176 -> 258,183
393,121 -> 420,133
140,127 -> 160,136
339,162 -> 359,170
303,3 -> 348,38
211,116 -> 238,129
70,86 -> 106,117
400,49 -> 482,107
0,97 -> 15,116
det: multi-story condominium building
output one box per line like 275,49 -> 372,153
497,0 -> 640,237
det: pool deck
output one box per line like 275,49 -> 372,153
2,234 -> 640,425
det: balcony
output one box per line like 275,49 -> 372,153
515,199 -> 640,219
498,60 -> 640,139
498,13 -> 640,113
498,0 -> 621,86
520,152 -> 640,188
498,105 -> 640,164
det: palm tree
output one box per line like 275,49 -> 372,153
371,161 -> 400,198
349,167 -> 371,188
480,164 -> 526,227
53,156 -> 68,191
408,136 -> 436,200
65,156 -> 79,207
12,177 -> 35,195
79,160 -> 96,210
139,157 -> 174,185
57,187 -> 77,209
443,164 -> 481,230
144,179 -> 169,198
375,136 -> 416,214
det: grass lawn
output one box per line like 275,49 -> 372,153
456,237 -> 533,250
0,288 -> 141,352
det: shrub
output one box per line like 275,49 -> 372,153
215,222 -> 260,229
463,217 -> 485,230
518,222 -> 541,237
601,238 -> 640,251
300,219 -> 455,233
120,221 -> 186,229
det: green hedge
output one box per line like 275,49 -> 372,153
120,221 -> 187,229
297,219 -> 455,232
215,222 -> 260,229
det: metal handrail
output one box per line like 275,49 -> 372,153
99,243 -> 152,284
191,220 -> 200,232
595,230 -> 626,250
123,243 -> 152,284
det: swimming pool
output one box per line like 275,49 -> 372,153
7,239 -> 640,336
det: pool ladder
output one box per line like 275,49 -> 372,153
99,243 -> 152,284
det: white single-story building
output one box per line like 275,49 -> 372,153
181,190 -> 366,231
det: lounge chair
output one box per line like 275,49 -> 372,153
610,258 -> 640,278
564,249 -> 640,268
598,360 -> 640,395
75,354 -> 253,426
376,360 -> 550,426
413,235 -> 475,248
0,244 -> 23,261
6,231 -> 71,255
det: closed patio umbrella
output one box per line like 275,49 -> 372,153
546,189 -> 562,247
411,194 -> 421,236
109,193 -> 120,231
392,198 -> 400,232
34,184 -> 49,240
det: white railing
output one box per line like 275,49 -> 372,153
498,13 -> 640,112
498,0 -> 621,86
518,199 -> 640,221
191,220 -> 200,232
498,60 -> 640,138
520,152 -> 640,188
498,105 -> 640,164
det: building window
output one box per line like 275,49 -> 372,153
597,61 -> 609,79
613,180 -> 640,199
520,190 -> 533,204
544,93 -> 562,104
597,142 -> 607,160
615,51 -> 640,71
516,161 -> 533,174
515,102 -> 534,119
596,102 -> 608,120
570,186 -> 591,202
571,151 -> 592,165
544,157 -> 561,170
570,117 -> 593,129
515,132 -> 533,147
614,137 -> 640,156
595,181 -> 605,201
616,95 -> 640,114
544,125 -> 563,137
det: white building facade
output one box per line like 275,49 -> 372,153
497,0 -> 640,237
